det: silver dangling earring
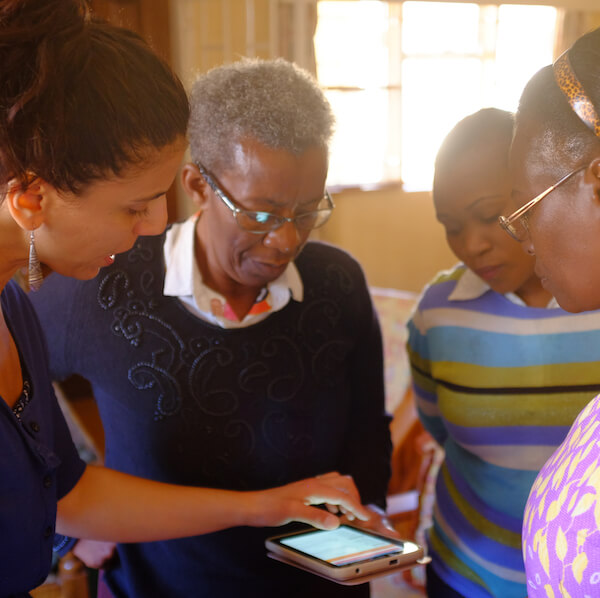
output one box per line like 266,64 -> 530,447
28,229 -> 43,292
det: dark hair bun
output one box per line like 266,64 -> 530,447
0,0 -> 188,193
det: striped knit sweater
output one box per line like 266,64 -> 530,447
407,264 -> 600,598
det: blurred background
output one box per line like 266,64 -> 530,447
89,0 -> 600,292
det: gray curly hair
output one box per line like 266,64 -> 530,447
188,58 -> 335,173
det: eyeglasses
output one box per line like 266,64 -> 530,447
195,162 -> 334,234
500,50 -> 599,242
499,165 -> 586,242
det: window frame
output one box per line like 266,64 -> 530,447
315,0 -> 567,192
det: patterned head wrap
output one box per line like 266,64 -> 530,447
554,50 -> 600,139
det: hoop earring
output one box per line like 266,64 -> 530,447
28,229 -> 43,292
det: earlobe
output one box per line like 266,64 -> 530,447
181,163 -> 210,209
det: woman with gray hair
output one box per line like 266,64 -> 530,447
31,58 -> 392,597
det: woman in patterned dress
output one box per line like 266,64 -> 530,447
499,26 -> 600,598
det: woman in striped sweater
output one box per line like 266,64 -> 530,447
407,108 -> 600,598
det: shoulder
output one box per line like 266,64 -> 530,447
31,233 -> 168,319
295,242 -> 370,304
416,263 -> 466,309
3,279 -> 48,331
95,233 -> 167,297
2,278 -> 26,305
429,263 -> 466,286
2,280 -> 49,362
296,241 -> 365,280
113,232 -> 167,270
2,279 -> 32,321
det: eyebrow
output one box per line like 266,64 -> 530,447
131,190 -> 168,204
468,194 -> 505,209
436,194 -> 505,219
246,194 -> 323,210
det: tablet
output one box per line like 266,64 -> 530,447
265,524 -> 425,582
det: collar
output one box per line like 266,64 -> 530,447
163,214 -> 303,328
449,266 -> 559,308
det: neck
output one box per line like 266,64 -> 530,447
0,203 -> 29,294
515,275 -> 553,308
193,222 -> 262,321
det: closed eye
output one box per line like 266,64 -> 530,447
438,220 -> 461,236
481,213 -> 501,224
445,227 -> 461,236
127,205 -> 151,218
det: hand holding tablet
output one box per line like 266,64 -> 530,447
266,524 -> 426,583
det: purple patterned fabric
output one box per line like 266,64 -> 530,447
523,393 -> 600,597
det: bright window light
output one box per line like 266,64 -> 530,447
314,2 -> 558,191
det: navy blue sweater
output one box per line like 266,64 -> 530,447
31,237 -> 391,598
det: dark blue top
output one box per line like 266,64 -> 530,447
0,281 -> 85,598
31,238 -> 391,598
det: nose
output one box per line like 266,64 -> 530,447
134,196 -> 168,237
263,219 -> 302,254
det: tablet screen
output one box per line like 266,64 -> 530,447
278,526 -> 404,567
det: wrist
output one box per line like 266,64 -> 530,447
233,489 -> 264,528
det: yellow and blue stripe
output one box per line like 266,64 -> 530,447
407,264 -> 600,598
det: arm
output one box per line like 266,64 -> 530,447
57,466 -> 371,542
406,309 -> 447,447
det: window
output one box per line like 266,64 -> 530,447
314,1 -> 559,191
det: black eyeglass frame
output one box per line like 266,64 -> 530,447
195,161 -> 335,234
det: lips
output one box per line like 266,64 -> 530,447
250,258 -> 290,280
474,265 -> 502,281
257,261 -> 288,268
254,260 -> 289,275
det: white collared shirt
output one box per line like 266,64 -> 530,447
448,266 -> 559,308
163,214 -> 304,329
